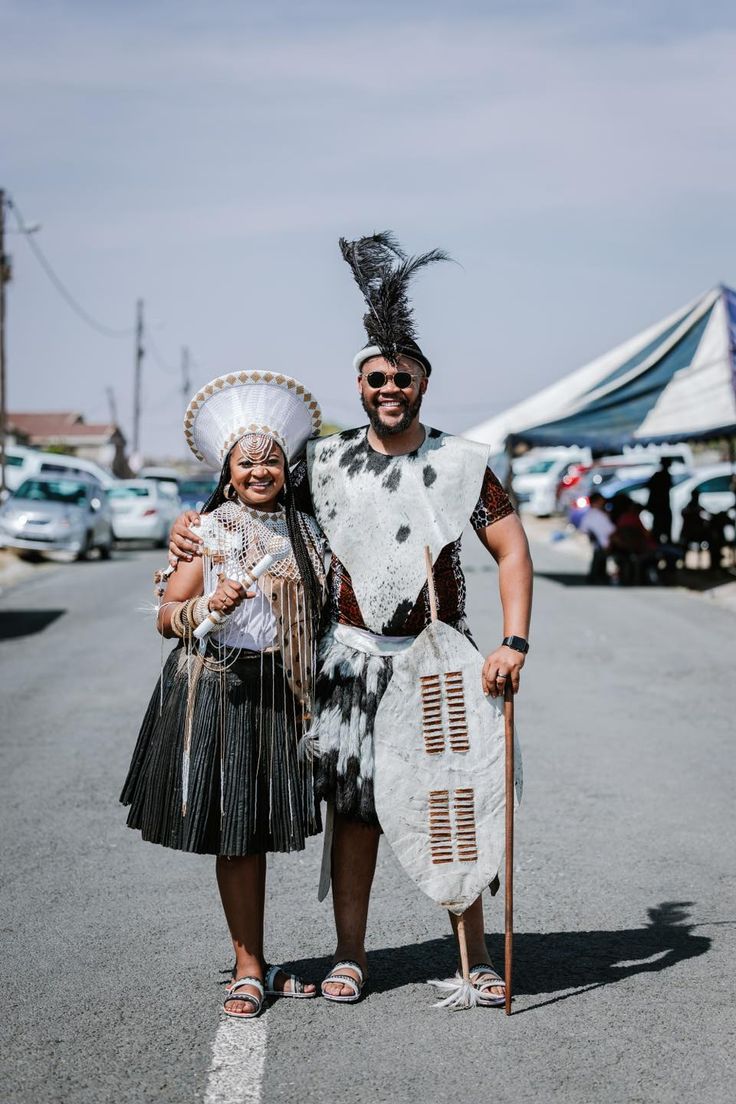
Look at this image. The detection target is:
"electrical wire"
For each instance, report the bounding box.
[146,327,180,375]
[5,193,134,338]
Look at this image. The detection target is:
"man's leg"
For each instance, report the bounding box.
[449,895,505,998]
[322,812,380,997]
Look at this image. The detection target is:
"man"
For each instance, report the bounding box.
[578,491,615,582]
[646,457,674,544]
[170,232,533,1004]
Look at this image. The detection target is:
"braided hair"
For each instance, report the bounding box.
[202,442,323,636]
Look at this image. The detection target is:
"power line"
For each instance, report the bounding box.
[5,193,133,338]
[146,326,180,375]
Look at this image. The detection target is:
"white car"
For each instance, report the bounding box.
[669,464,735,543]
[0,475,113,559]
[108,480,182,546]
[513,452,587,516]
[2,445,115,496]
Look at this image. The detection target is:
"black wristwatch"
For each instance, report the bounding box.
[502,635,529,654]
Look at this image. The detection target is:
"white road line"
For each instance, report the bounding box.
[204,1017,267,1104]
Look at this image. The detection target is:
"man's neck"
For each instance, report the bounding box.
[366,418,426,456]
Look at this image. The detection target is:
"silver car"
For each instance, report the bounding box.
[0,476,114,560]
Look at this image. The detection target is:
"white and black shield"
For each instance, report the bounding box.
[374,621,522,915]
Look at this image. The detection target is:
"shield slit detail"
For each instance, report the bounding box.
[420,671,470,755]
[420,674,445,754]
[428,787,478,864]
[428,790,453,863]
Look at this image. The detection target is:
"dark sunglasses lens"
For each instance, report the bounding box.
[365,371,414,388]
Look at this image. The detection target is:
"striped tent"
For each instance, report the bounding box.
[466,285,736,453]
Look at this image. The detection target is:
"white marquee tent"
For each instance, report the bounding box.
[466,285,736,455]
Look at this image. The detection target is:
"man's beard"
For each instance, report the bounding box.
[361,392,423,437]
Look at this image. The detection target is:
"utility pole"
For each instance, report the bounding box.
[181,345,190,409]
[0,190,11,496]
[132,298,144,461]
[106,385,118,427]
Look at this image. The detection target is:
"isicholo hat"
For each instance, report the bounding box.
[184,371,322,469]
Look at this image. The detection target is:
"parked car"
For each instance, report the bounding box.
[669,464,735,543]
[2,445,116,496]
[108,480,182,546]
[178,475,218,512]
[0,475,113,559]
[513,450,588,516]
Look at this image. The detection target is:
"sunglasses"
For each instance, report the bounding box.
[362,370,418,389]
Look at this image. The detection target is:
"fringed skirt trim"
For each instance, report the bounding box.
[121,644,320,856]
[309,624,394,826]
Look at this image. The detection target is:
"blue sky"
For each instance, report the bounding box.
[2,0,735,459]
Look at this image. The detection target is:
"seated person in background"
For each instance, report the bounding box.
[578,492,615,581]
[680,491,709,548]
[609,496,658,556]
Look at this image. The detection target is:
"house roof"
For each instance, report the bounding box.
[8,412,122,444]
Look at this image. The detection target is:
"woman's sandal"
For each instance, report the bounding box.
[223,977,265,1019]
[264,963,317,999]
[320,960,368,1004]
[468,962,506,1007]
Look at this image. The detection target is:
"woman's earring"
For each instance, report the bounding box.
[224,482,235,500]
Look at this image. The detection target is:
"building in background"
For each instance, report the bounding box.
[7,412,129,477]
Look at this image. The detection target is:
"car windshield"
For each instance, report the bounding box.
[524,460,556,474]
[179,480,217,496]
[108,485,151,498]
[15,478,88,505]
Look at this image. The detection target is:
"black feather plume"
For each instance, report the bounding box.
[339,232,450,370]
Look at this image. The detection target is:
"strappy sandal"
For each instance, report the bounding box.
[264,963,317,999]
[468,962,506,1007]
[320,959,368,1004]
[223,976,265,1019]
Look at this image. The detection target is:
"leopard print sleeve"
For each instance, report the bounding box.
[470,465,515,530]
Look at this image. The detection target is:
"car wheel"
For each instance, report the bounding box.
[76,532,93,562]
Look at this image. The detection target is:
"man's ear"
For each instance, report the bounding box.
[419,375,429,395]
[356,374,363,395]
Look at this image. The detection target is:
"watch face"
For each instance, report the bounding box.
[504,636,528,653]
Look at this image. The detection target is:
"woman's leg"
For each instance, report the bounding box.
[216,853,266,1012]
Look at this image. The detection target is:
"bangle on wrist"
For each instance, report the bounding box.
[192,595,210,627]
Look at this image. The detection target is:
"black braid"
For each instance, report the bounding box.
[201,450,233,513]
[283,462,323,637]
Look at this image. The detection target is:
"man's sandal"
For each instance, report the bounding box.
[320,960,367,1004]
[469,962,506,1007]
[264,963,317,999]
[223,977,264,1019]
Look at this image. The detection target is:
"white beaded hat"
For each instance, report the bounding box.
[184,371,322,469]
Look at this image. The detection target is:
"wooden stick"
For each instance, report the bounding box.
[457,912,470,982]
[504,681,515,1015]
[424,545,439,623]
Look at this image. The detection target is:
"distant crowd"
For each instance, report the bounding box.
[578,458,731,584]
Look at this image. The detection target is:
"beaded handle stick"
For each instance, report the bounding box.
[193,534,290,640]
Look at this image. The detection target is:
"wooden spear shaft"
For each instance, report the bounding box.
[503,681,515,1015]
[424,545,472,987]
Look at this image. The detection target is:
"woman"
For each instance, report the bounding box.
[121,372,326,1019]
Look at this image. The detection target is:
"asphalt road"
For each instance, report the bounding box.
[1,534,734,1104]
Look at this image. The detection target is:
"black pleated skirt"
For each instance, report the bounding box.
[121,644,321,856]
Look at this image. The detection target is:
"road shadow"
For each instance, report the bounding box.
[0,608,66,640]
[276,901,710,1011]
[533,569,589,587]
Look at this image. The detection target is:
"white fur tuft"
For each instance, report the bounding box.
[429,974,483,1011]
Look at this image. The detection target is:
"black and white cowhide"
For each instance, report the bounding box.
[306,426,490,634]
